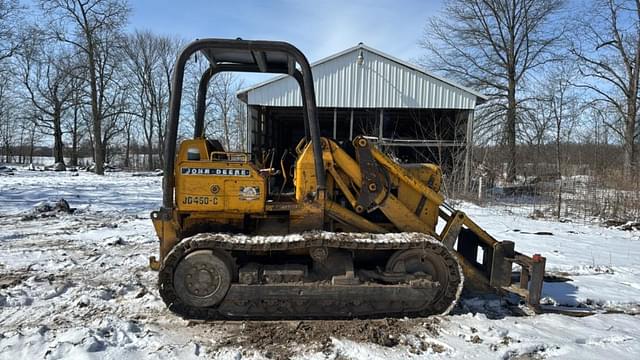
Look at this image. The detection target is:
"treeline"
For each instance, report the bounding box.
[0,0,246,173]
[422,0,640,185]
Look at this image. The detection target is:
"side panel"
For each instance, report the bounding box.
[174,139,266,214]
[176,162,265,213]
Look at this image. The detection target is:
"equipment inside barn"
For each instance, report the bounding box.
[150,38,545,319]
[237,43,486,193]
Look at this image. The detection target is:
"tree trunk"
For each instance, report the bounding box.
[506,74,517,182]
[223,113,231,150]
[124,124,131,168]
[17,127,24,164]
[147,108,155,170]
[86,119,95,162]
[237,109,246,152]
[70,105,79,166]
[52,108,66,167]
[29,141,34,163]
[157,126,164,167]
[534,138,542,176]
[101,138,108,167]
[86,35,103,174]
[556,128,562,219]
[147,138,154,170]
[623,98,637,179]
[29,126,35,163]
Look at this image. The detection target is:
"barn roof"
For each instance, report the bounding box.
[237,43,486,109]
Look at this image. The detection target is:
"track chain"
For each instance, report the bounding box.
[159,231,463,320]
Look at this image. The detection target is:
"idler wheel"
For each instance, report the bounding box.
[173,250,232,307]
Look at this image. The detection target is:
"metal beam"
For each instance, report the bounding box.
[333,108,337,139]
[201,49,217,64]
[195,63,290,139]
[246,105,252,153]
[252,50,268,72]
[378,109,384,142]
[464,110,474,193]
[287,56,296,75]
[349,109,354,140]
[360,136,466,147]
[381,142,467,147]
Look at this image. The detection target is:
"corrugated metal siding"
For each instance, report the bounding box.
[246,48,477,109]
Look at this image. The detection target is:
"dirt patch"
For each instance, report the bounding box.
[506,344,559,360]
[0,273,28,289]
[208,317,442,359]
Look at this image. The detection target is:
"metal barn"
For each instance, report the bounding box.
[237,43,486,190]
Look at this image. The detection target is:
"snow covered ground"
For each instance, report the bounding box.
[0,169,639,359]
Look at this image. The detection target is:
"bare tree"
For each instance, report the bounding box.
[120,112,136,168]
[571,0,640,179]
[232,92,247,152]
[520,102,552,174]
[123,31,180,169]
[421,0,565,182]
[0,0,23,163]
[182,60,209,138]
[94,36,130,165]
[66,72,87,166]
[124,31,156,169]
[39,0,130,174]
[210,73,234,150]
[0,72,17,162]
[19,116,41,164]
[0,0,23,63]
[154,36,181,165]
[536,62,581,218]
[18,34,76,168]
[206,73,246,151]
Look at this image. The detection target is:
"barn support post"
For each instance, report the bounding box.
[464,110,475,194]
[333,108,337,139]
[379,109,384,141]
[246,105,251,153]
[259,108,265,151]
[349,109,354,140]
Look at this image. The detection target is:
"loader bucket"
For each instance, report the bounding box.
[440,207,546,308]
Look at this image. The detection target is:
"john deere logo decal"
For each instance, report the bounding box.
[239,186,260,200]
[181,167,250,176]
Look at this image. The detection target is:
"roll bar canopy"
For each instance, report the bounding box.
[163,38,326,209]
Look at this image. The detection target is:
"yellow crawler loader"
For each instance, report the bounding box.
[150,38,545,319]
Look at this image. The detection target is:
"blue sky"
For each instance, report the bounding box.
[129,0,444,83]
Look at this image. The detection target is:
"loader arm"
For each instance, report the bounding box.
[323,136,546,308]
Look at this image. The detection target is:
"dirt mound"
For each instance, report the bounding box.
[209,317,443,359]
[21,198,76,221]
